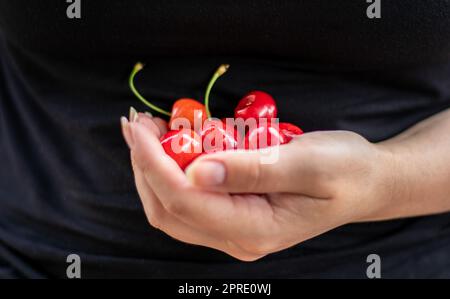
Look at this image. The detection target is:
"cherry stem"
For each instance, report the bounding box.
[204,64,230,118]
[129,63,172,117]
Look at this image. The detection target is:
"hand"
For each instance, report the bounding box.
[121,113,394,261]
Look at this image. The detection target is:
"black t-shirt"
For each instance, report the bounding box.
[1,1,450,278]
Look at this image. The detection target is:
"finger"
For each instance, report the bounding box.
[130,122,225,224]
[130,122,288,257]
[129,122,252,234]
[120,116,134,149]
[185,141,331,197]
[121,111,164,148]
[129,121,188,191]
[152,117,168,136]
[137,112,163,137]
[132,156,263,261]
[132,159,209,241]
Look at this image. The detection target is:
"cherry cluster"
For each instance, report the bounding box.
[130,64,304,170]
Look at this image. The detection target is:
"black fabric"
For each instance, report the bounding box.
[1,0,450,278]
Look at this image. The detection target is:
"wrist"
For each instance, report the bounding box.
[359,142,410,222]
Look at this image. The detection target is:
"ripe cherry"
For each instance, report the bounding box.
[279,123,303,143]
[234,91,278,121]
[169,98,207,132]
[244,123,286,150]
[201,119,238,153]
[160,129,203,170]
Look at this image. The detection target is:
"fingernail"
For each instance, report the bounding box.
[145,112,153,118]
[120,116,135,149]
[129,106,139,123]
[187,160,226,187]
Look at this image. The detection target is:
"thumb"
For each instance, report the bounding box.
[185,143,318,194]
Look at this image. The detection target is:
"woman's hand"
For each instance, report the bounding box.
[121,111,396,261]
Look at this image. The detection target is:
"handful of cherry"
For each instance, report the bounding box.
[129,64,304,170]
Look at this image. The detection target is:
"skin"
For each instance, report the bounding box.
[121,109,450,261]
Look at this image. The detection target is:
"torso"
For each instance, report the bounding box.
[1,0,450,278]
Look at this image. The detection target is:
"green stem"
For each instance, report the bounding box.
[204,64,230,118]
[129,63,172,117]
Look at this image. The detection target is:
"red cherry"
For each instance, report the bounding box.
[244,124,286,150]
[160,129,203,170]
[169,98,207,132]
[279,123,304,143]
[201,119,238,153]
[234,91,278,121]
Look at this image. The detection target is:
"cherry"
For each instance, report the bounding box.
[169,98,207,132]
[201,119,238,153]
[244,123,286,150]
[129,63,229,133]
[129,63,307,165]
[160,129,203,170]
[279,123,303,143]
[199,65,237,153]
[234,91,278,121]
